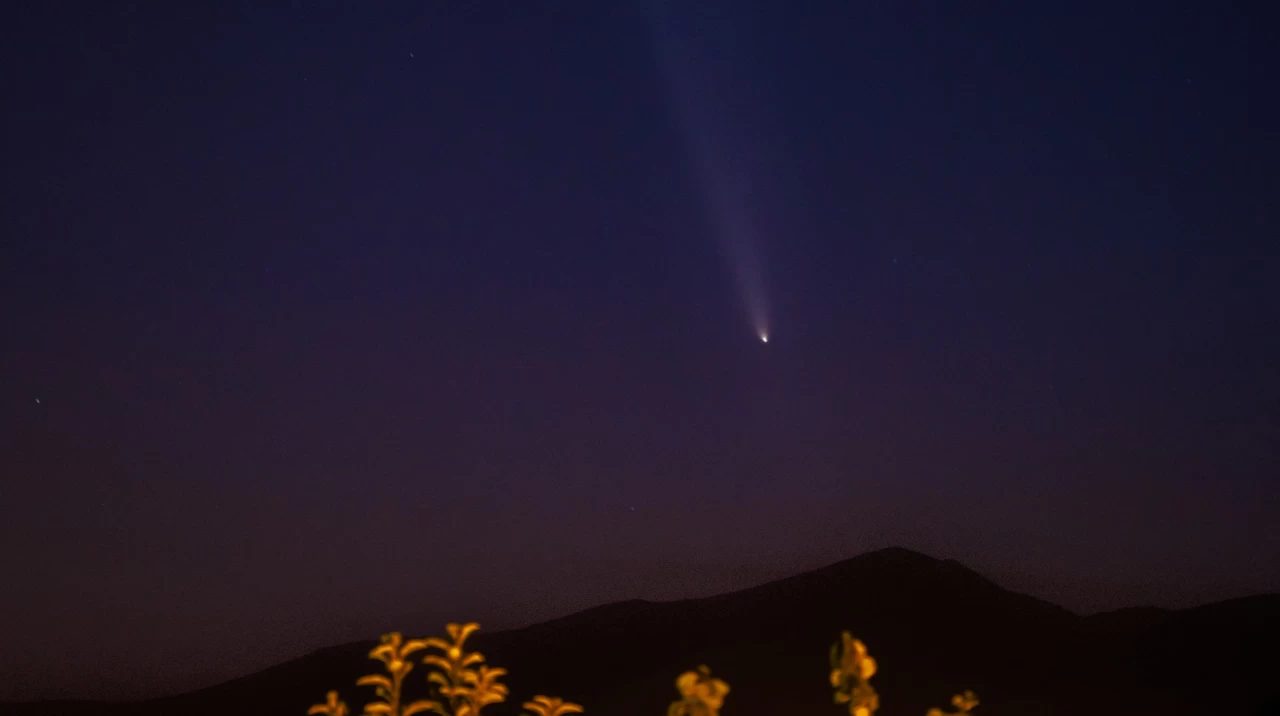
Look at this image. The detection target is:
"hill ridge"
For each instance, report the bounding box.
[2,547,1277,716]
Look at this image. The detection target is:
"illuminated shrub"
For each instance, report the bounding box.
[925,690,979,716]
[830,631,878,716]
[311,623,976,716]
[355,632,437,716]
[523,696,584,716]
[668,665,729,716]
[420,623,508,716]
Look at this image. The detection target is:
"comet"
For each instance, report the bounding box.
[645,3,772,343]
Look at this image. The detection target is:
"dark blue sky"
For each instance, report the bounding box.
[2,0,1277,701]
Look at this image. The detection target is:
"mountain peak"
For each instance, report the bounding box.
[774,545,985,592]
[842,545,943,565]
[4,550,1277,716]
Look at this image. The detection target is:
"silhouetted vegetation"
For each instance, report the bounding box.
[2,549,1277,716]
[311,623,975,716]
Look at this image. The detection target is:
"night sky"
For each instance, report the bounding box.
[2,0,1278,702]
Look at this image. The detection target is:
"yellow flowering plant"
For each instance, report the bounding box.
[830,631,879,716]
[668,665,730,716]
[311,624,975,716]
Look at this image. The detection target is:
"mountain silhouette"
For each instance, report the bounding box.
[2,547,1276,716]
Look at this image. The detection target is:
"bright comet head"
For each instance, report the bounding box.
[760,333,768,343]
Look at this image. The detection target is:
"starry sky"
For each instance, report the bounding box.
[2,0,1278,702]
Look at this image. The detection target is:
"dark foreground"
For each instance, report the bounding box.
[3,548,1278,716]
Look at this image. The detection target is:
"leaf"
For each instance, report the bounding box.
[423,637,452,652]
[357,675,394,690]
[404,700,444,716]
[364,705,393,715]
[309,691,348,716]
[427,671,450,688]
[424,655,453,673]
[447,623,480,644]
[402,638,430,656]
[523,696,582,716]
